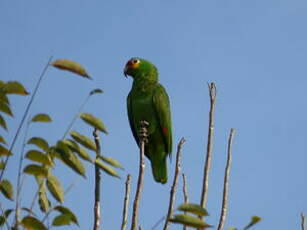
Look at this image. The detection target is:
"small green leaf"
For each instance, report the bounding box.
[177,203,209,217]
[54,205,79,226]
[0,136,6,145]
[244,216,261,230]
[31,113,52,123]
[80,113,108,134]
[0,209,13,226]
[25,150,53,166]
[89,88,103,95]
[0,179,14,200]
[228,227,238,230]
[23,164,48,177]
[0,144,12,156]
[98,155,124,170]
[70,131,96,151]
[95,159,120,178]
[36,178,50,213]
[47,173,64,203]
[51,59,91,79]
[0,102,13,117]
[0,115,7,130]
[55,141,86,177]
[63,139,92,162]
[52,214,72,226]
[0,93,9,106]
[169,214,212,229]
[2,81,29,95]
[0,160,5,170]
[27,137,49,152]
[21,216,48,230]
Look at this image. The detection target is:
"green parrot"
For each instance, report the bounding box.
[124,57,172,184]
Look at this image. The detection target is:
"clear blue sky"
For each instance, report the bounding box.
[2,0,307,229]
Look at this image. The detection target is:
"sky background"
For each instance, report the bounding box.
[1,0,307,229]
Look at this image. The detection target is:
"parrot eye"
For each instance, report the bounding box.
[131,59,140,64]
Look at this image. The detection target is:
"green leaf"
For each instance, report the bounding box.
[89,88,103,95]
[80,113,108,134]
[27,137,49,152]
[54,205,79,226]
[95,159,120,178]
[55,141,86,177]
[228,227,238,230]
[0,102,13,117]
[0,93,9,105]
[169,214,212,229]
[0,209,13,227]
[177,203,209,217]
[2,81,29,95]
[63,139,92,162]
[25,150,53,166]
[0,160,5,170]
[23,164,48,177]
[51,59,91,79]
[21,216,48,230]
[0,144,12,156]
[0,179,14,200]
[0,114,7,130]
[0,136,6,145]
[36,178,50,213]
[70,131,96,151]
[46,173,64,203]
[98,155,124,170]
[31,113,52,123]
[244,216,261,230]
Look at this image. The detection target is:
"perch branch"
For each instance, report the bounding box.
[93,128,102,230]
[217,128,235,230]
[0,56,53,181]
[163,138,186,230]
[121,174,131,230]
[130,121,149,230]
[200,82,217,209]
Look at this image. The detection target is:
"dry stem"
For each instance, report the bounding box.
[163,138,186,230]
[217,128,235,230]
[200,82,217,209]
[301,213,306,230]
[121,174,131,230]
[93,129,101,230]
[182,173,189,230]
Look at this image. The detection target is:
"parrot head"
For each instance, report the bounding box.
[124,58,158,81]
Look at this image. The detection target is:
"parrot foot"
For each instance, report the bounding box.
[139,120,149,143]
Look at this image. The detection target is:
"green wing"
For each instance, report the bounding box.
[127,92,139,146]
[152,84,172,155]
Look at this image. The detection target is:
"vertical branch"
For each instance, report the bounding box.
[0,56,53,181]
[182,173,189,230]
[200,82,217,209]
[217,128,235,230]
[93,128,102,230]
[301,213,306,230]
[130,121,148,230]
[163,138,186,230]
[121,174,131,230]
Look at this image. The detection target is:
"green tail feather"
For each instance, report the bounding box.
[151,156,168,184]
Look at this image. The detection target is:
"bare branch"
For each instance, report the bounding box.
[121,174,131,230]
[200,82,217,209]
[217,128,235,230]
[301,213,306,230]
[182,173,189,230]
[93,128,102,230]
[163,138,186,230]
[130,121,149,230]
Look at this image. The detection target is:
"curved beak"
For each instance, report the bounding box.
[124,65,128,78]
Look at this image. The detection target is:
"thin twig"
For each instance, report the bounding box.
[151,216,166,230]
[130,120,148,230]
[121,174,131,230]
[301,213,306,230]
[182,173,189,230]
[217,128,235,230]
[200,82,217,209]
[93,128,102,230]
[15,118,31,228]
[163,138,186,230]
[0,56,53,181]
